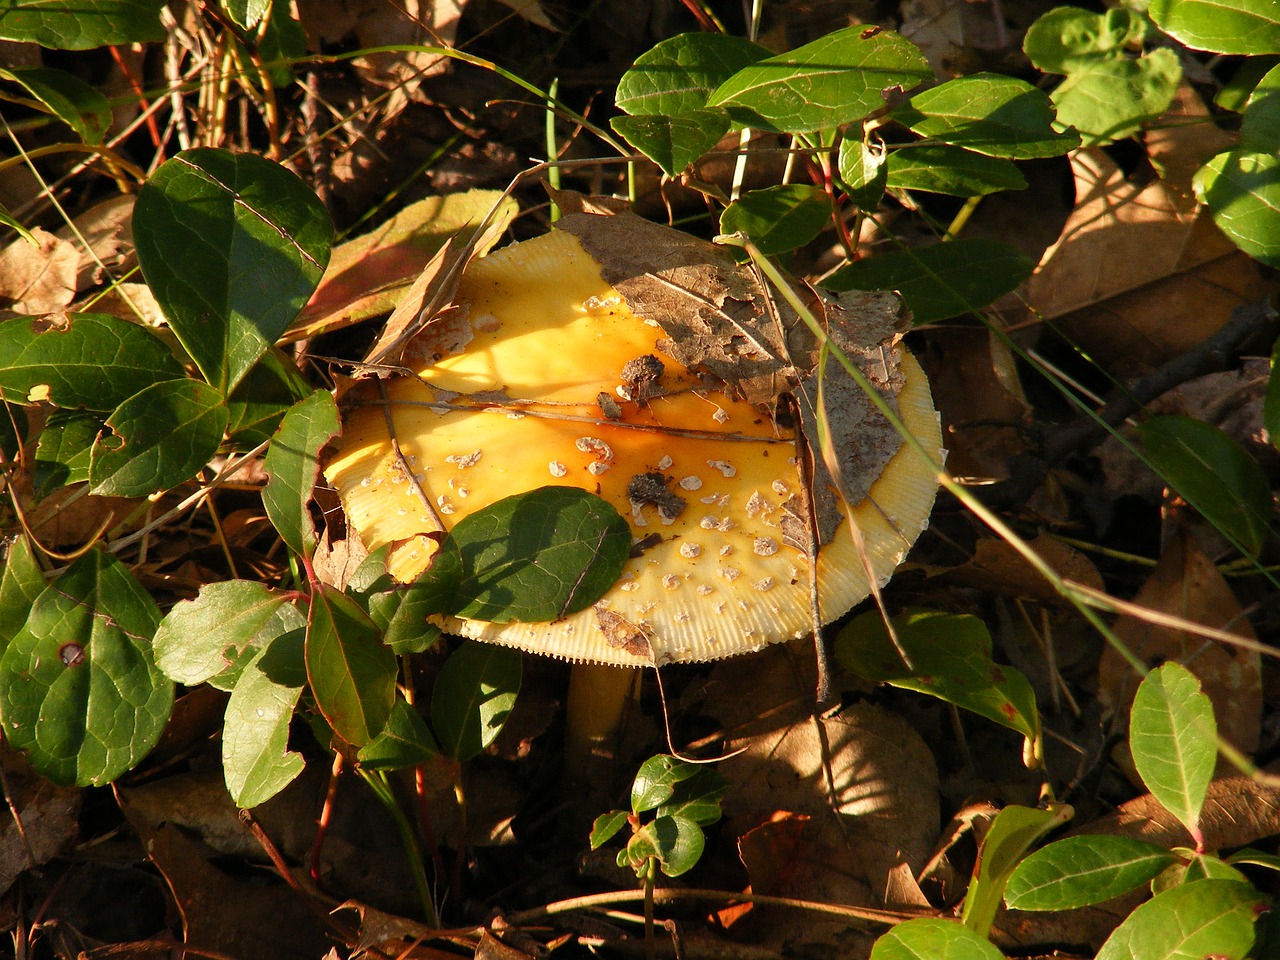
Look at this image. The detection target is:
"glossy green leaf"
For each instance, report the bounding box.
[870,918,1006,960]
[224,347,309,448]
[447,486,631,622]
[631,754,704,814]
[1004,836,1178,910]
[347,548,449,655]
[893,74,1081,159]
[1241,65,1280,152]
[222,624,307,808]
[1195,148,1280,267]
[1229,847,1280,872]
[0,549,172,787]
[708,27,932,134]
[1130,662,1217,845]
[1149,0,1280,55]
[628,814,705,877]
[430,641,520,762]
[133,148,332,395]
[154,580,302,687]
[306,583,396,748]
[886,144,1026,196]
[223,0,269,29]
[0,313,184,410]
[961,803,1073,936]
[0,0,166,48]
[825,238,1034,323]
[720,184,830,254]
[611,110,729,178]
[0,536,43,649]
[1095,879,1266,960]
[261,390,340,559]
[1049,51,1182,146]
[590,810,630,850]
[657,769,727,827]
[836,609,1041,744]
[356,698,439,770]
[33,411,98,496]
[1024,6,1149,73]
[615,33,770,117]
[1138,414,1273,555]
[0,66,111,144]
[838,137,888,210]
[1184,853,1248,883]
[88,378,227,497]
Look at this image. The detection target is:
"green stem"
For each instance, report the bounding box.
[357,768,439,927]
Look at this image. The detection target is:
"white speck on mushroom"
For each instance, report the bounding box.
[456,486,470,498]
[437,495,456,515]
[390,473,406,484]
[719,545,732,557]
[631,502,649,527]
[712,406,729,424]
[714,517,735,532]
[753,537,779,557]
[360,476,373,488]
[445,450,482,468]
[754,577,775,592]
[662,574,682,591]
[588,461,611,475]
[696,585,714,596]
[679,542,701,558]
[507,411,525,419]
[657,455,673,470]
[620,581,640,592]
[788,456,799,465]
[639,602,657,614]
[745,491,767,518]
[707,459,736,477]
[583,294,621,312]
[549,460,567,477]
[396,508,408,517]
[576,437,614,466]
[616,384,634,401]
[720,567,741,581]
[675,612,690,624]
[714,602,727,614]
[771,480,790,495]
[699,516,719,530]
[473,313,500,332]
[678,476,703,491]
[659,512,676,525]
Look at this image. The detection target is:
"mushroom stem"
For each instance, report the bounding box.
[564,662,641,788]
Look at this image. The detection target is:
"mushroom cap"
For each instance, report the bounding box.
[325,227,943,667]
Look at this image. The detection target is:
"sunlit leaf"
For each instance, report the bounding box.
[1194,148,1280,267]
[886,144,1026,196]
[720,183,830,254]
[838,137,888,209]
[261,390,340,559]
[0,536,43,650]
[590,810,629,850]
[628,814,705,877]
[1095,879,1266,960]
[612,110,729,177]
[33,411,98,496]
[1149,0,1280,55]
[870,918,1006,960]
[430,641,520,762]
[1048,52,1182,146]
[357,698,439,770]
[307,583,396,748]
[1241,64,1280,152]
[616,32,769,117]
[0,0,166,48]
[0,66,111,144]
[1004,836,1178,910]
[961,803,1073,936]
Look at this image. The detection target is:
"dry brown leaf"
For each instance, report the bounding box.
[55,194,134,293]
[0,747,80,897]
[1097,529,1262,762]
[937,534,1104,605]
[0,227,78,315]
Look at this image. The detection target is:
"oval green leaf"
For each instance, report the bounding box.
[1095,879,1266,960]
[615,33,770,117]
[262,390,340,559]
[1149,0,1280,55]
[590,810,629,850]
[0,66,111,144]
[356,697,439,770]
[224,347,309,448]
[870,918,1006,960]
[134,148,332,395]
[631,754,703,814]
[0,0,166,48]
[893,74,1081,158]
[838,137,888,210]
[1050,51,1182,146]
[629,814,706,878]
[887,144,1027,196]
[446,486,631,623]
[306,583,396,748]
[1138,414,1273,556]
[1194,148,1280,267]
[0,313,184,410]
[1024,6,1149,73]
[0,536,43,650]
[961,803,1074,936]
[720,183,830,255]
[0,549,173,787]
[89,378,228,497]
[825,238,1034,324]
[612,109,729,178]
[34,411,98,495]
[1004,835,1178,910]
[1241,65,1280,152]
[708,27,932,134]
[1130,662,1217,845]
[430,641,521,762]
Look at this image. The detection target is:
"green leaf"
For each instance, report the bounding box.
[1228,847,1280,872]
[893,74,1081,159]
[1184,853,1248,883]
[133,148,332,395]
[261,390,340,559]
[0,536,43,649]
[1241,64,1280,152]
[1049,51,1182,146]
[615,33,770,117]
[1130,662,1217,845]
[631,754,704,814]
[961,803,1073,936]
[0,549,172,787]
[1138,414,1273,556]
[657,768,727,827]
[88,378,228,497]
[1149,0,1280,55]
[1024,6,1149,72]
[1194,148,1280,267]
[222,623,307,808]
[836,609,1041,746]
[256,0,307,89]
[306,583,396,748]
[224,346,309,448]
[0,313,184,410]
[886,144,1026,196]
[356,697,439,770]
[33,411,98,495]
[223,0,269,29]
[590,810,630,849]
[429,641,520,762]
[347,547,449,655]
[628,814,705,877]
[446,486,631,623]
[708,27,932,134]
[0,0,166,48]
[825,238,1034,324]
[611,110,729,178]
[0,202,36,243]
[1004,836,1178,910]
[838,137,888,210]
[870,918,1007,960]
[1095,879,1266,960]
[0,66,111,144]
[720,184,830,255]
[154,580,302,687]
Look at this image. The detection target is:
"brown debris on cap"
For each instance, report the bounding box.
[324,210,944,667]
